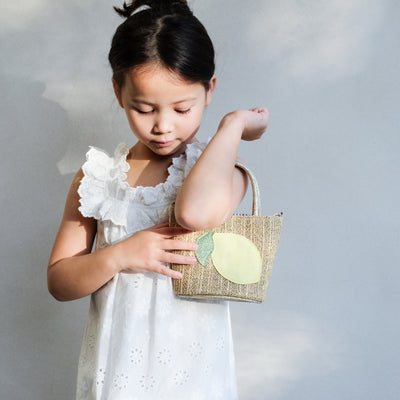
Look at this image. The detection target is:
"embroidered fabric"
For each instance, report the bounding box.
[75,142,238,400]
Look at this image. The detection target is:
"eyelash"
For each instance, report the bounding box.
[134,108,191,115]
[135,109,153,114]
[176,109,191,114]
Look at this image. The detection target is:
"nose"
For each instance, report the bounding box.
[153,111,173,135]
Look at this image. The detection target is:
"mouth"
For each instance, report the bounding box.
[152,140,175,148]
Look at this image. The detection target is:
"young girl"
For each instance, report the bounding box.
[48,1,268,399]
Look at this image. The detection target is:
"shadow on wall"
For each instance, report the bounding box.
[0,75,88,399]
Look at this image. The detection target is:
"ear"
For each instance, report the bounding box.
[112,78,124,108]
[205,75,217,106]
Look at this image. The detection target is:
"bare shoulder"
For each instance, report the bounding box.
[65,169,85,216]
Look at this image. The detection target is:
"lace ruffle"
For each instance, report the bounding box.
[78,141,206,227]
[78,143,130,226]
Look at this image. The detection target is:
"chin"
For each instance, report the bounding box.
[156,143,187,157]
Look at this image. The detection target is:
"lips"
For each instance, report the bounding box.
[153,140,175,148]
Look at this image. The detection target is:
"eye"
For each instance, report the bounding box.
[176,108,191,114]
[135,108,154,114]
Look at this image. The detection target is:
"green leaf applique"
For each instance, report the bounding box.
[195,230,214,267]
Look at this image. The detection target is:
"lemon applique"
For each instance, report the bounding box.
[211,233,262,284]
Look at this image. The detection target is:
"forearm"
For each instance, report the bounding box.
[175,112,245,229]
[47,245,120,302]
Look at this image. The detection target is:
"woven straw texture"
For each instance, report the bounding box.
[169,211,283,303]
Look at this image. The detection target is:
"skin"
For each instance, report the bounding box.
[47,62,269,301]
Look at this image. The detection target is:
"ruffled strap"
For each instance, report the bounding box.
[78,143,131,226]
[77,141,208,226]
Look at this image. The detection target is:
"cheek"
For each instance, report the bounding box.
[180,118,200,135]
[184,110,203,130]
[126,113,149,133]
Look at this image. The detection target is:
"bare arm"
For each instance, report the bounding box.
[175,107,269,230]
[48,170,198,302]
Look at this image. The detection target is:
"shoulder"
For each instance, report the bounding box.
[82,143,130,179]
[65,168,85,215]
[77,143,131,223]
[48,168,97,272]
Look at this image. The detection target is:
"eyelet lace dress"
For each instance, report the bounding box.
[76,142,238,400]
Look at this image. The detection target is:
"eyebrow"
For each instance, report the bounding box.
[131,97,197,105]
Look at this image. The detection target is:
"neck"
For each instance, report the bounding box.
[128,141,166,161]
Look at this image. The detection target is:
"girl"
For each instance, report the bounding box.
[48,1,269,399]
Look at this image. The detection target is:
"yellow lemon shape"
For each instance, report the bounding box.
[211,233,262,284]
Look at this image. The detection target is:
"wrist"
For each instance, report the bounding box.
[219,111,246,132]
[100,244,122,276]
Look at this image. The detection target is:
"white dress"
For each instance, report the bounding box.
[76,142,238,400]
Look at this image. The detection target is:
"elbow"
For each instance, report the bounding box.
[47,266,60,301]
[174,203,232,231]
[47,266,69,302]
[174,210,202,231]
[48,286,63,302]
[49,293,66,302]
[47,279,66,302]
[48,286,71,302]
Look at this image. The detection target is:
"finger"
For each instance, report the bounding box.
[163,239,198,252]
[155,263,184,279]
[146,222,170,231]
[145,223,193,237]
[161,251,197,266]
[156,226,194,238]
[253,106,268,113]
[250,107,269,118]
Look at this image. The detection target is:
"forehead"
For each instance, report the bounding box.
[123,63,206,100]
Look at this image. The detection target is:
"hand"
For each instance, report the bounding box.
[220,107,269,141]
[112,223,197,279]
[240,107,269,141]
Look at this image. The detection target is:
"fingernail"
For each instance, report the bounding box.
[190,257,197,263]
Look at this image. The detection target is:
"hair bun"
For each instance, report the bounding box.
[114,0,191,19]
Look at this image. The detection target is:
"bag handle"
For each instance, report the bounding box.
[235,161,261,216]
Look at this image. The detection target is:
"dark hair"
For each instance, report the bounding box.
[109,0,215,90]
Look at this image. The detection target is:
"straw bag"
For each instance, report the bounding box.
[169,162,283,303]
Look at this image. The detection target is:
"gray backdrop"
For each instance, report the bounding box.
[1,0,399,399]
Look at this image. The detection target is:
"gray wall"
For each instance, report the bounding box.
[1,1,399,399]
